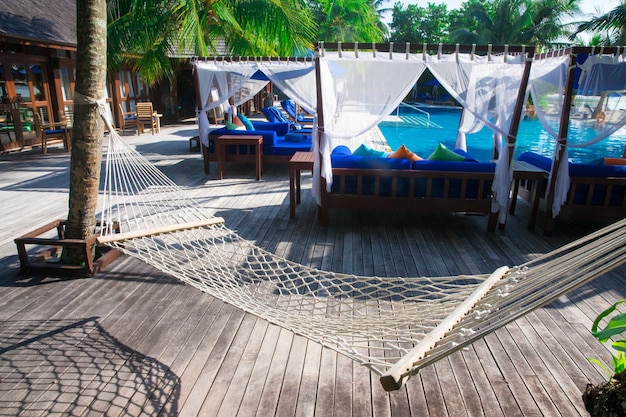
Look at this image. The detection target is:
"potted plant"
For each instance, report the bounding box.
[583,300,626,416]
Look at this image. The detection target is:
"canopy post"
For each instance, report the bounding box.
[494,46,535,230]
[506,47,535,166]
[544,50,577,235]
[314,46,326,214]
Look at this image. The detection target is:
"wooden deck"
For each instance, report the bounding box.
[0,125,624,416]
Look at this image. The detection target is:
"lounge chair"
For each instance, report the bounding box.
[280,100,314,125]
[261,106,312,132]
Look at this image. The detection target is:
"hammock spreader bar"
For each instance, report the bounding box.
[96,218,225,245]
[380,265,509,391]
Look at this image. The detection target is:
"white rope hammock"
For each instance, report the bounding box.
[96,128,626,391]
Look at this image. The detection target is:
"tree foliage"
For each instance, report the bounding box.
[450,0,578,47]
[390,2,450,43]
[311,0,384,42]
[107,0,317,85]
[575,3,626,45]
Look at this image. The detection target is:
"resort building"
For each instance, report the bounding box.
[0,0,198,152]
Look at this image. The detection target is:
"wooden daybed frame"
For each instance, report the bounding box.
[319,168,499,231]
[517,174,626,234]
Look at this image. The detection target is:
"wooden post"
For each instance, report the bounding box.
[543,50,576,235]
[315,44,326,221]
[498,46,535,229]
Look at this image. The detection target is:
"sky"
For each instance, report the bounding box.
[384,0,621,40]
[390,0,619,19]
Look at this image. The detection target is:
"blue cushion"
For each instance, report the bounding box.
[412,160,495,199]
[518,152,552,171]
[331,154,412,170]
[251,121,290,136]
[412,160,496,173]
[268,140,312,155]
[332,145,352,156]
[453,148,480,162]
[285,133,310,142]
[45,129,66,135]
[237,114,255,131]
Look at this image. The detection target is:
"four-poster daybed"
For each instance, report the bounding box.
[313,42,535,229]
[516,47,626,234]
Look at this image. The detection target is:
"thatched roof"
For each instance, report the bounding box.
[0,0,76,46]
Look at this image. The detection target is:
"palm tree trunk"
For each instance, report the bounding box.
[64,0,107,252]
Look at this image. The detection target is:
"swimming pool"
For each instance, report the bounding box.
[378,105,626,163]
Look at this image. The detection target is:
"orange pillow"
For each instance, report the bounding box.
[389,144,422,161]
[604,157,626,166]
[232,114,245,127]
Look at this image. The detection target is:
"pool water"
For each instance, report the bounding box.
[378,105,626,163]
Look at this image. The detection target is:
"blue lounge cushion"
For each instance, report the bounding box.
[518,151,552,171]
[332,145,352,157]
[453,148,480,162]
[285,132,310,142]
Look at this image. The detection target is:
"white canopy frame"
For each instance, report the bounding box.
[529,47,626,223]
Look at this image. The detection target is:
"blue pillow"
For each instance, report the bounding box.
[353,144,388,158]
[453,148,480,162]
[238,114,255,131]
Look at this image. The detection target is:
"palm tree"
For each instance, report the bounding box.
[450,0,578,48]
[64,0,107,247]
[575,3,626,45]
[313,0,385,42]
[371,0,392,38]
[107,0,317,85]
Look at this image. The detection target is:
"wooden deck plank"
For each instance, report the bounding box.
[177,306,246,417]
[253,328,295,417]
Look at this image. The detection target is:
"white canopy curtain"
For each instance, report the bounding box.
[195,61,260,146]
[314,48,428,198]
[194,59,317,147]
[426,50,531,223]
[527,53,570,217]
[529,48,626,217]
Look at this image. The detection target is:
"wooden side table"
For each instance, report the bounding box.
[215,134,263,180]
[289,151,315,218]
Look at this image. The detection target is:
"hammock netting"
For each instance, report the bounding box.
[98,130,626,391]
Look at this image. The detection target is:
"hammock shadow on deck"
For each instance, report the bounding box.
[0,317,180,416]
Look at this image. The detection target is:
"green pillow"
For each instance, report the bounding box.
[427,143,465,161]
[225,120,243,130]
[237,114,255,131]
[353,144,388,158]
